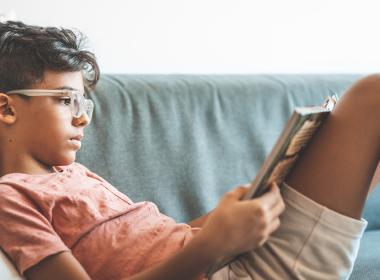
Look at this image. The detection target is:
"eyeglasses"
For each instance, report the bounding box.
[6,89,94,121]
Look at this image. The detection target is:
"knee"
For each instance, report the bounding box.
[341,74,380,110]
[348,74,380,97]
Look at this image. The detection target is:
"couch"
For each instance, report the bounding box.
[1,74,379,279]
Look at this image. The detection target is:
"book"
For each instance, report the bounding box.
[206,94,339,276]
[243,95,338,199]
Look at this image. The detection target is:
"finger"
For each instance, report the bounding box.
[256,182,281,209]
[257,236,269,247]
[242,183,251,189]
[222,185,249,202]
[268,197,286,222]
[267,217,281,235]
[257,218,281,248]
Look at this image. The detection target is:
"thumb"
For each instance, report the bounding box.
[222,185,250,202]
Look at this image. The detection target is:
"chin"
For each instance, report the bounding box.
[55,153,77,166]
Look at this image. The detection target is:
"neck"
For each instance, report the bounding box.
[0,151,55,177]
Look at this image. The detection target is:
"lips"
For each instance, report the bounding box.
[70,135,83,141]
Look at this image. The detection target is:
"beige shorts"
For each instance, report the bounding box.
[210,183,367,280]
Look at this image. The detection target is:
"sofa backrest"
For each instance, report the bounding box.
[77,74,380,230]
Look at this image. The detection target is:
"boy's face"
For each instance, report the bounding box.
[4,70,89,170]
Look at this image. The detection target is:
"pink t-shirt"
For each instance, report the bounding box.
[0,162,200,279]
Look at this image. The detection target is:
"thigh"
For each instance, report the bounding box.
[286,75,380,219]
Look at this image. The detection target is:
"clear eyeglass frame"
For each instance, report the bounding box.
[6,89,94,121]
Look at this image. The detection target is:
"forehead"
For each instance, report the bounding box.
[32,70,85,93]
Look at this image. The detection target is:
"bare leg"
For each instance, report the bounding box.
[286,74,380,220]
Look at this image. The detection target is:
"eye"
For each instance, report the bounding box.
[60,98,71,105]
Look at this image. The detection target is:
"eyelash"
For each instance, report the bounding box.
[60,98,71,105]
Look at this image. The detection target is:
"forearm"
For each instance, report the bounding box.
[128,232,216,280]
[188,212,211,228]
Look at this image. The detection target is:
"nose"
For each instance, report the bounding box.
[72,112,90,127]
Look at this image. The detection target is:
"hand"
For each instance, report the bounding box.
[199,182,285,262]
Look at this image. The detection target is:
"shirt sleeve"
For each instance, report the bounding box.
[0,184,70,276]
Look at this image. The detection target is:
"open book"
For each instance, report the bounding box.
[207,94,339,276]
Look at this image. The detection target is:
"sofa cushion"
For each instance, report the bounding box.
[350,230,380,279]
[362,183,380,231]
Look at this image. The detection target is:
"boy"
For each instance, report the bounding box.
[0,20,377,280]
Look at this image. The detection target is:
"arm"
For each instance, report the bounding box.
[25,251,91,280]
[187,183,250,228]
[187,212,211,228]
[25,184,284,280]
[24,234,216,280]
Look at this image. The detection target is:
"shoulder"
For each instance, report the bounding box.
[0,183,20,199]
[0,182,35,209]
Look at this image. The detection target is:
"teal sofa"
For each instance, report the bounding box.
[77,74,379,279]
[2,74,378,279]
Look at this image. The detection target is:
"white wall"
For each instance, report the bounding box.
[1,0,379,74]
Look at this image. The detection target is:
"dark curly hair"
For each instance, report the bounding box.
[0,21,100,93]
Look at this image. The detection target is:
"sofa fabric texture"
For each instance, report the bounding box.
[3,74,377,279]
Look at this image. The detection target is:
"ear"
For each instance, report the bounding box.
[0,93,17,124]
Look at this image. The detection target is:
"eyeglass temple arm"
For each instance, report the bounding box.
[7,90,70,97]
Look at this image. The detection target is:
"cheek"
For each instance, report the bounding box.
[27,107,72,138]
